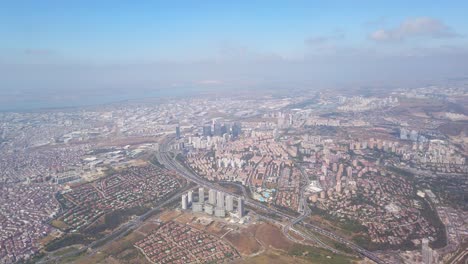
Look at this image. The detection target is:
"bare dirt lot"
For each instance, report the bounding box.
[255,223,293,251]
[224,226,262,256]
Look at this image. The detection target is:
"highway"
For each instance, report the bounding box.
[449,247,468,264]
[156,134,387,264]
[37,183,192,264]
[281,164,316,248]
[218,180,342,254]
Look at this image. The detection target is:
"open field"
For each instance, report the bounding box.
[224,225,262,255]
[255,223,293,251]
[235,249,312,264]
[65,209,359,264]
[71,229,148,264]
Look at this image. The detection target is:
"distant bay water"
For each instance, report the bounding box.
[0,87,203,112]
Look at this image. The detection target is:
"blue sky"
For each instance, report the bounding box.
[1,1,467,62]
[0,1,468,109]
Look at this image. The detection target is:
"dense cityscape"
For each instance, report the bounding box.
[2,2,468,263]
[0,84,467,264]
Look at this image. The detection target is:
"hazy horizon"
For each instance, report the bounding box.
[1,1,468,110]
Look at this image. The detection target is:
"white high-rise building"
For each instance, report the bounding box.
[226,195,234,211]
[238,197,245,217]
[188,190,193,204]
[181,194,188,210]
[217,191,225,209]
[208,189,217,205]
[198,187,205,203]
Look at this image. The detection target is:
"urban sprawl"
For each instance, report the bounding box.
[1,85,467,264]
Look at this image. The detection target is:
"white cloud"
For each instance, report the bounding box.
[370,17,459,42]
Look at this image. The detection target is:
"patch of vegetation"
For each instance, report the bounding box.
[20,252,45,264]
[57,250,86,263]
[420,199,447,249]
[118,249,140,261]
[387,166,415,179]
[288,243,355,264]
[51,246,80,257]
[51,220,69,230]
[309,206,367,235]
[333,242,354,254]
[45,234,92,252]
[430,176,468,210]
[149,154,165,168]
[273,204,301,218]
[55,192,73,211]
[175,153,186,163]
[104,230,146,259]
[352,234,416,251]
[339,219,367,233]
[84,206,149,235]
[91,227,133,249]
[352,235,374,250]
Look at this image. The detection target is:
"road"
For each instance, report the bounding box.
[282,164,314,247]
[450,247,468,264]
[219,180,341,253]
[156,134,387,264]
[37,183,192,264]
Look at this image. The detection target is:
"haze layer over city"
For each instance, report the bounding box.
[0,1,467,264]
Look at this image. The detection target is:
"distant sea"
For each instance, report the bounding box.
[0,88,202,112]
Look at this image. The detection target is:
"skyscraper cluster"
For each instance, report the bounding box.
[202,120,242,139]
[181,187,245,218]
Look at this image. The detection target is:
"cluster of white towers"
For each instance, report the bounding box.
[181,187,245,218]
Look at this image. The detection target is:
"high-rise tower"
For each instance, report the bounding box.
[216,191,225,209]
[181,194,188,210]
[198,187,205,203]
[208,189,217,205]
[238,197,245,217]
[226,195,234,211]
